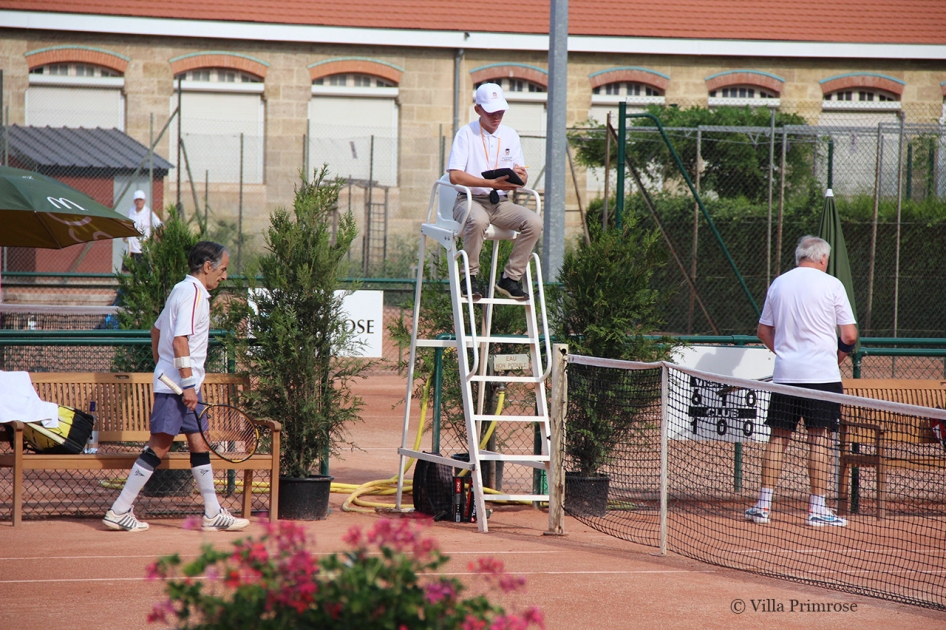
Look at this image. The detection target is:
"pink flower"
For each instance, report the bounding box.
[146,598,175,624]
[497,574,526,594]
[461,616,488,630]
[424,580,456,604]
[342,525,363,546]
[144,561,165,581]
[181,515,202,531]
[523,606,545,628]
[469,557,504,575]
[224,569,242,588]
[246,542,269,564]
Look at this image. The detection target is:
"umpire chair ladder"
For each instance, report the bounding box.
[395,175,552,533]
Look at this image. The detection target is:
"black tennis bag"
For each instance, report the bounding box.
[412,453,454,521]
[14,406,95,454]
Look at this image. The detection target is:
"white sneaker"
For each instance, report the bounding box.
[807,510,847,527]
[103,508,149,532]
[202,507,249,532]
[744,506,770,524]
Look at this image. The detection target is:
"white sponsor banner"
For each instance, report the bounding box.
[248,289,383,358]
[668,346,775,442]
[337,290,383,358]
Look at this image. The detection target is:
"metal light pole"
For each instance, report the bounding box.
[542,0,568,282]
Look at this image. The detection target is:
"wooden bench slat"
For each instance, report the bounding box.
[1,372,280,526]
[837,379,946,520]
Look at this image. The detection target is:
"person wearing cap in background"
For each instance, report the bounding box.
[446,82,542,301]
[125,190,163,264]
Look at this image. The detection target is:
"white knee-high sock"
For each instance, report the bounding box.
[757,487,774,510]
[192,464,220,517]
[111,462,154,514]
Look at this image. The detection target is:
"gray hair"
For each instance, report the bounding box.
[188,241,228,273]
[795,235,831,266]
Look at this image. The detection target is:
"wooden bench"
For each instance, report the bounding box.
[837,378,946,519]
[0,372,280,526]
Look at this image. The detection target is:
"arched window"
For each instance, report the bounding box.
[586,68,669,198]
[30,63,120,78]
[308,59,403,187]
[588,68,668,127]
[705,70,783,108]
[593,82,662,98]
[819,74,903,128]
[481,77,546,94]
[168,53,269,186]
[26,47,128,129]
[313,73,395,88]
[175,68,261,84]
[710,86,778,100]
[823,89,898,103]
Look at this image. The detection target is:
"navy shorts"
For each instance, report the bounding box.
[766,382,843,433]
[150,391,206,436]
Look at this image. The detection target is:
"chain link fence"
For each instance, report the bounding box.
[569,100,946,338]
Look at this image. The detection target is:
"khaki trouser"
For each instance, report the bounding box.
[452,194,542,280]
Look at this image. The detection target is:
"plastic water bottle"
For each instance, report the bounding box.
[85,401,99,454]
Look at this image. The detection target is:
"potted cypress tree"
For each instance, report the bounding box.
[226,167,366,520]
[552,203,678,516]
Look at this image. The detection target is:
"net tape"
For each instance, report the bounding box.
[564,354,946,611]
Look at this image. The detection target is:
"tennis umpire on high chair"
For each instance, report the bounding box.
[103,241,249,532]
[447,82,542,301]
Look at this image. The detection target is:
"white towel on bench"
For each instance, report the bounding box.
[0,371,59,427]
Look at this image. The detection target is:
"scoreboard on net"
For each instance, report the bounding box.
[678,375,770,443]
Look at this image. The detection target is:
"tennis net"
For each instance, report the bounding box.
[561,354,946,610]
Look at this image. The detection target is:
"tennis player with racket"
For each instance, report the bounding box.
[104,242,249,532]
[157,373,259,463]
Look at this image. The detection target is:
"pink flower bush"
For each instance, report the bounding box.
[149,517,543,629]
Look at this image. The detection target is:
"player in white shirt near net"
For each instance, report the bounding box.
[745,235,858,527]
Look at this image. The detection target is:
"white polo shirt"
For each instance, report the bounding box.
[153,275,211,394]
[447,119,525,196]
[759,266,856,384]
[127,206,163,254]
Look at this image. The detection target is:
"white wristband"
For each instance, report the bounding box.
[173,356,192,369]
[180,375,197,389]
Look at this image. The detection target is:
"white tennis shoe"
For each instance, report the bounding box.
[103,508,149,532]
[807,510,847,527]
[202,507,249,532]
[744,506,770,524]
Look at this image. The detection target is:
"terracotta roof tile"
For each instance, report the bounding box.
[3,0,946,45]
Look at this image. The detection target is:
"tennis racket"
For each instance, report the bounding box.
[158,373,260,463]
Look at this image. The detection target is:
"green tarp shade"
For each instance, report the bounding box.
[817,188,859,350]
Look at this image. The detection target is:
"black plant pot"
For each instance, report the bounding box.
[142,469,194,497]
[564,472,610,517]
[278,474,334,520]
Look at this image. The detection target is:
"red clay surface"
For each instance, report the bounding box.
[2,374,946,629]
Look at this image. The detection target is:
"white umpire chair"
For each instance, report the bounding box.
[395,174,552,533]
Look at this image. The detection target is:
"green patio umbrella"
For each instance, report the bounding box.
[817,188,859,347]
[0,165,139,248]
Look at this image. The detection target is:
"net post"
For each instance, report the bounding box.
[659,362,669,556]
[546,343,567,536]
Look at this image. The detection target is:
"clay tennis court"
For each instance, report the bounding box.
[2,374,946,629]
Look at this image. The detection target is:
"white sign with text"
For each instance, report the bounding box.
[337,290,384,358]
[248,289,384,358]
